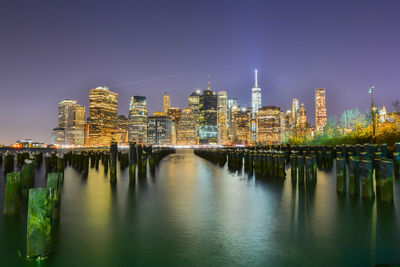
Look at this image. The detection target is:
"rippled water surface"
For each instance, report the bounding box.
[1,149,400,266]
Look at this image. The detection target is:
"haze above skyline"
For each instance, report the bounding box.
[1,0,400,144]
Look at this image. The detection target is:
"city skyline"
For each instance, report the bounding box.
[1,0,400,144]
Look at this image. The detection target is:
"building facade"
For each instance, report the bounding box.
[177,107,197,145]
[199,84,218,144]
[88,87,118,147]
[189,91,201,137]
[52,99,85,146]
[116,115,129,145]
[147,112,172,145]
[128,96,148,144]
[257,106,285,144]
[251,69,262,117]
[233,109,251,144]
[315,88,327,133]
[217,91,228,145]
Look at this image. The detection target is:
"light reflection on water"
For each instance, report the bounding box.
[0,149,400,266]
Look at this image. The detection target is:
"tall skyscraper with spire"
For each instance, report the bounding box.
[251,69,262,117]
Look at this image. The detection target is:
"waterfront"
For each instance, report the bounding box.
[1,149,400,266]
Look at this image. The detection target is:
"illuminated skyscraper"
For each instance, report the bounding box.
[147,112,172,145]
[233,108,251,144]
[199,83,218,144]
[217,91,228,145]
[52,99,85,146]
[297,103,308,135]
[227,98,239,143]
[251,69,262,117]
[163,92,170,114]
[117,115,129,145]
[88,86,118,146]
[72,105,86,146]
[177,107,197,145]
[189,91,201,136]
[315,88,327,133]
[257,106,285,144]
[292,98,299,124]
[128,96,148,144]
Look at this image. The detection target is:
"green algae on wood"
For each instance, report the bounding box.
[26,188,52,258]
[47,172,64,220]
[21,159,35,195]
[4,172,22,215]
[360,159,374,198]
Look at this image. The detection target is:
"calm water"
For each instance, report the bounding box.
[1,149,400,266]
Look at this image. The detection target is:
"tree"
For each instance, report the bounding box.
[392,99,400,113]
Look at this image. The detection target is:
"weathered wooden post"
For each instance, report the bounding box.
[360,159,374,198]
[349,157,360,195]
[103,153,109,174]
[56,154,64,173]
[297,155,305,183]
[82,152,89,177]
[374,152,382,195]
[110,142,118,184]
[278,153,286,179]
[394,152,400,178]
[21,159,35,195]
[305,156,313,183]
[26,188,52,258]
[47,172,64,220]
[4,152,14,174]
[380,143,388,158]
[336,156,346,193]
[290,154,297,182]
[4,172,22,215]
[129,142,137,182]
[380,159,394,202]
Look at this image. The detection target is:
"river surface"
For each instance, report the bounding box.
[1,149,400,266]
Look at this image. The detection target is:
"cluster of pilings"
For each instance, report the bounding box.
[194,148,288,179]
[0,150,64,258]
[195,143,400,191]
[56,143,175,184]
[336,143,400,202]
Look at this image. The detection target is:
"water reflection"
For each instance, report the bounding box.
[0,149,400,266]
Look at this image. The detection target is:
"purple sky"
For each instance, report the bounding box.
[1,0,400,145]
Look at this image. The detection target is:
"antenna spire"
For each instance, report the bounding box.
[255,69,258,87]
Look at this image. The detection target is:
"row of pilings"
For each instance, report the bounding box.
[194,142,400,201]
[0,151,44,174]
[1,143,175,260]
[336,143,400,202]
[60,143,175,184]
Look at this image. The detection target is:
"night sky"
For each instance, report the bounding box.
[1,0,400,144]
